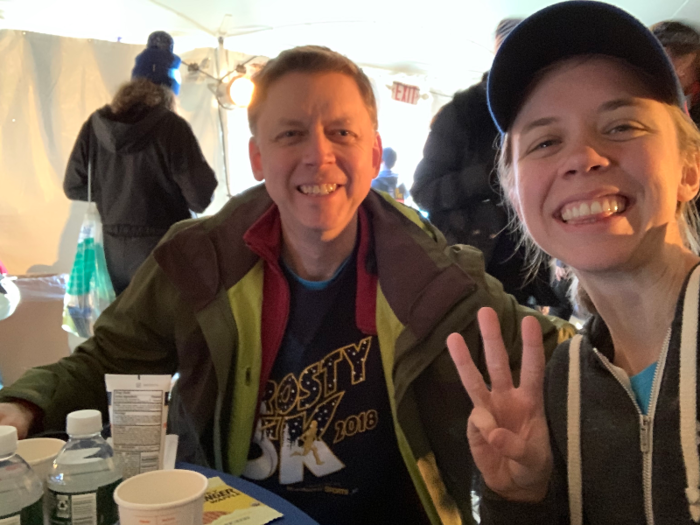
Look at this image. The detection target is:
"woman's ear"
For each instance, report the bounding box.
[678,152,700,203]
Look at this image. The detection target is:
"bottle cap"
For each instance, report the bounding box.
[66,410,102,436]
[0,425,18,456]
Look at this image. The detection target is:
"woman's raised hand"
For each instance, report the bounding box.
[447,307,552,502]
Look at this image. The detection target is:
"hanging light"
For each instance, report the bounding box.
[227,75,255,108]
[214,73,254,109]
[188,56,261,110]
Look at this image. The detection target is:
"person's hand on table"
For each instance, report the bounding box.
[446,307,552,503]
[0,401,40,438]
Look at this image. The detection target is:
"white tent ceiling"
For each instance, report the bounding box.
[2,0,699,88]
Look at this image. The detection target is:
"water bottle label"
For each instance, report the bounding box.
[0,497,43,525]
[48,479,121,525]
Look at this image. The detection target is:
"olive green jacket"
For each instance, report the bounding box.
[0,185,572,524]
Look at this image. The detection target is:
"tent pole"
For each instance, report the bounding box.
[216,36,233,198]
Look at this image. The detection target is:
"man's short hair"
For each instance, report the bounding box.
[651,20,700,57]
[248,45,378,135]
[382,147,397,169]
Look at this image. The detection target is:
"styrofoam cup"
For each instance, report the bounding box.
[114,469,208,525]
[16,437,65,485]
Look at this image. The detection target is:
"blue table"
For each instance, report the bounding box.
[180,463,320,525]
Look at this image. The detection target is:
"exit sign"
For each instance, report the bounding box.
[391,82,420,105]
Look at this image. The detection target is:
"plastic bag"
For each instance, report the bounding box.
[62,203,116,337]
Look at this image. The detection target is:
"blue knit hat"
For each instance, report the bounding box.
[487,1,686,134]
[132,31,182,95]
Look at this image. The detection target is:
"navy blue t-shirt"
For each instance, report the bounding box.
[242,253,430,524]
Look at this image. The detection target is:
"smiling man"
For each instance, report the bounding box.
[0,46,572,525]
[247,69,380,283]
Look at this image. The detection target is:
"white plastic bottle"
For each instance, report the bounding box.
[0,425,44,525]
[47,410,122,525]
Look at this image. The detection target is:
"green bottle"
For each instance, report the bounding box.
[47,411,122,525]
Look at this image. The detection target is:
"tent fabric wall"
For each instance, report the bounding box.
[0,30,229,275]
[1,30,139,274]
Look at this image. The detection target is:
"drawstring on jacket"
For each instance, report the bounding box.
[680,267,700,522]
[567,334,584,525]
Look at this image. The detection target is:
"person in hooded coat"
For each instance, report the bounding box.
[63,31,217,295]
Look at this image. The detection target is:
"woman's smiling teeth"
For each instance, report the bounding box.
[299,183,338,196]
[560,195,627,223]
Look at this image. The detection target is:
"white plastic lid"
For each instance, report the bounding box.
[0,425,18,456]
[66,409,102,436]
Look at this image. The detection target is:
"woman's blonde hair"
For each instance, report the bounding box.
[110,78,175,115]
[497,103,700,313]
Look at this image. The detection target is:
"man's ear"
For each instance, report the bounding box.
[372,132,383,180]
[249,137,265,182]
[678,152,700,203]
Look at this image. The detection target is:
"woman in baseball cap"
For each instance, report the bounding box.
[446,2,700,523]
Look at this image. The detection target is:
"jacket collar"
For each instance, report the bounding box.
[239,200,378,402]
[153,186,272,311]
[242,202,378,336]
[363,191,477,341]
[583,314,614,361]
[154,186,476,342]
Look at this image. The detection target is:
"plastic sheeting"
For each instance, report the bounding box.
[0,274,73,387]
[8,273,67,302]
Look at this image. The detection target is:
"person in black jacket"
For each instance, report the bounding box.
[64,31,217,295]
[652,20,700,127]
[411,19,571,316]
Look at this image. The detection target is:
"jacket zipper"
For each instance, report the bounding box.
[593,330,670,525]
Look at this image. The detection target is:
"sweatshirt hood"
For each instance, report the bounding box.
[91,104,170,153]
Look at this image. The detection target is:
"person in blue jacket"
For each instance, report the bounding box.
[371,147,408,202]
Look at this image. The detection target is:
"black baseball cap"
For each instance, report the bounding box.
[487,1,686,134]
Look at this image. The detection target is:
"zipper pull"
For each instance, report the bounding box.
[640,415,652,453]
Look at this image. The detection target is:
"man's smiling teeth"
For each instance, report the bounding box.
[560,196,627,222]
[299,184,338,195]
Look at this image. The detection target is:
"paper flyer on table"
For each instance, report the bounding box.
[203,476,283,525]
